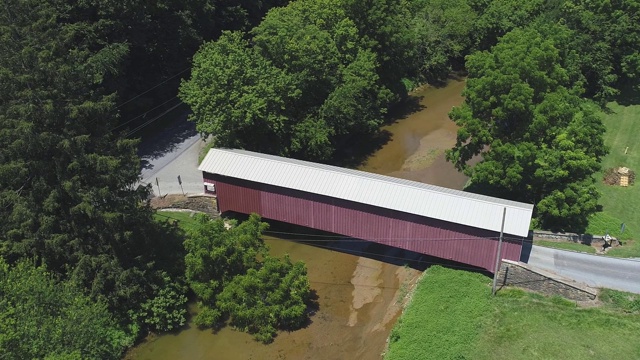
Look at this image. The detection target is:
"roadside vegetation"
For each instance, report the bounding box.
[532,240,596,254]
[154,211,202,233]
[385,266,640,360]
[154,211,314,343]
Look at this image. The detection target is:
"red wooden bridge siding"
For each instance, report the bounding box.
[204,173,523,272]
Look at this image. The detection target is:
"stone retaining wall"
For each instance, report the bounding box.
[497,260,597,301]
[155,195,219,217]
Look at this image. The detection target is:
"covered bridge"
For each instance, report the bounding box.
[199,148,534,272]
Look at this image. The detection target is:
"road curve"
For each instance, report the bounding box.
[137,114,206,196]
[527,245,640,294]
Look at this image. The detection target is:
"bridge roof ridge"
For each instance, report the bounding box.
[199,148,534,236]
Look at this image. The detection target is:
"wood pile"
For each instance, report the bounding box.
[603,167,636,186]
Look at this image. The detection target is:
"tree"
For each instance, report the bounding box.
[64,0,291,125]
[184,214,269,326]
[446,27,607,231]
[0,259,128,360]
[554,0,640,99]
[130,273,189,332]
[179,31,302,156]
[184,214,313,342]
[343,0,416,97]
[180,0,396,161]
[408,0,477,83]
[469,0,546,51]
[0,0,186,329]
[217,255,311,343]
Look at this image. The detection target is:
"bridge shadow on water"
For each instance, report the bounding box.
[226,212,491,277]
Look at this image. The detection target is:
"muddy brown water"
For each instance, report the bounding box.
[125,78,467,360]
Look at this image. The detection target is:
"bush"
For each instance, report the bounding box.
[217,255,312,343]
[132,274,189,332]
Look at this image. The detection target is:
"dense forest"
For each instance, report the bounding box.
[1,0,639,358]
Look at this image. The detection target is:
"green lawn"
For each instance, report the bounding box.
[154,210,201,232]
[589,100,640,257]
[385,266,640,360]
[533,240,596,254]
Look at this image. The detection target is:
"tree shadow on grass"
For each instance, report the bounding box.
[614,81,640,106]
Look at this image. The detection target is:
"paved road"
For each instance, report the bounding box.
[138,114,206,196]
[527,245,640,293]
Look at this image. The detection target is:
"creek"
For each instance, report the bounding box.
[125,77,467,360]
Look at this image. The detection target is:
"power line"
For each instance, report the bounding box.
[111,96,179,132]
[154,215,521,243]
[155,213,489,272]
[116,68,190,109]
[125,101,184,137]
[264,235,501,243]
[263,230,523,243]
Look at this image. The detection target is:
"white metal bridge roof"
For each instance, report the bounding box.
[199,148,534,237]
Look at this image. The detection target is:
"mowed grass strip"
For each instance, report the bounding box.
[386,266,640,360]
[533,240,596,254]
[590,101,640,257]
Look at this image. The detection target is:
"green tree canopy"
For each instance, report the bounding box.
[179,31,301,155]
[0,259,128,360]
[64,0,290,123]
[446,27,607,231]
[184,213,269,323]
[342,0,416,97]
[408,0,477,82]
[180,0,404,161]
[470,0,546,51]
[555,0,640,99]
[0,0,186,330]
[217,255,311,343]
[184,214,313,342]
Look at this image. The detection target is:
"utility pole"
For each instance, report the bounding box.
[492,207,507,296]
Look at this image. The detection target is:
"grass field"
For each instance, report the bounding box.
[589,100,640,257]
[153,210,201,232]
[536,100,640,257]
[385,266,640,360]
